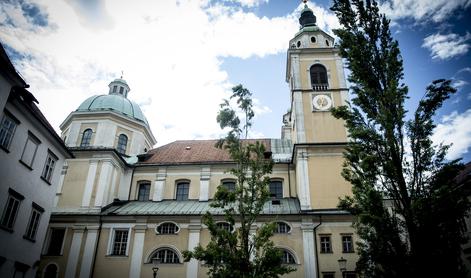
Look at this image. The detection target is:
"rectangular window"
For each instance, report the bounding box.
[138,183,150,201]
[24,203,43,241]
[176,182,189,201]
[320,235,332,253]
[269,180,283,199]
[0,188,24,230]
[20,132,40,168]
[0,111,18,151]
[45,228,66,255]
[342,235,354,253]
[111,229,129,256]
[41,151,58,183]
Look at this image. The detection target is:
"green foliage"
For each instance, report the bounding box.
[331,0,470,276]
[183,85,295,278]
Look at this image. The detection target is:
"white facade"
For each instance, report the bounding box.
[0,45,71,278]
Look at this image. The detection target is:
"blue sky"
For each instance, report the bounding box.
[1,0,470,162]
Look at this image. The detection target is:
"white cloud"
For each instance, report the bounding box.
[422,32,471,60]
[432,109,471,160]
[452,79,469,90]
[231,0,268,8]
[0,0,339,147]
[380,0,471,23]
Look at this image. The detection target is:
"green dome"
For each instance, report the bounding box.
[77,94,148,125]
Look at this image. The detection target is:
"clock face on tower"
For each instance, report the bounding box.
[312,94,333,111]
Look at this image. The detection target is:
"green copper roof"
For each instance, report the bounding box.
[77,94,148,125]
[100,198,301,216]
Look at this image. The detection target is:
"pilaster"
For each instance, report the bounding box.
[186,222,202,278]
[296,148,311,209]
[199,166,211,201]
[301,222,317,278]
[81,160,98,207]
[129,224,147,278]
[79,226,100,278]
[94,160,113,207]
[65,226,85,278]
[152,168,167,201]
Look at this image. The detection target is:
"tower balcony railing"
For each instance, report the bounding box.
[312,84,329,91]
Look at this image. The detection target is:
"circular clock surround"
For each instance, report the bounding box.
[312,94,332,111]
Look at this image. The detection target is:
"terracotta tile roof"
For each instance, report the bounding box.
[139,139,271,165]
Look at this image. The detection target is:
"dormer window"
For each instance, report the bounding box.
[310,64,328,91]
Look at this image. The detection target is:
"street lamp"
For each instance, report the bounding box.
[152,258,160,278]
[338,257,347,278]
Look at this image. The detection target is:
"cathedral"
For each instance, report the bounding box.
[39,4,358,278]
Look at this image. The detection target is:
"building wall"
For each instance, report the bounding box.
[0,83,68,277]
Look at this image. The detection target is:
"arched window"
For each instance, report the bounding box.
[269,180,283,199]
[156,222,179,234]
[150,248,181,264]
[137,182,151,201]
[80,129,93,147]
[221,179,236,192]
[310,64,328,90]
[275,222,291,234]
[280,249,296,264]
[117,134,128,154]
[43,263,58,278]
[176,181,189,201]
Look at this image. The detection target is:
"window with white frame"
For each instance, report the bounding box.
[0,188,24,230]
[116,134,128,155]
[111,229,129,256]
[20,131,40,168]
[24,203,43,241]
[176,181,189,201]
[0,111,18,151]
[320,235,332,253]
[137,182,151,201]
[280,249,296,264]
[156,222,179,234]
[150,248,180,264]
[80,129,93,147]
[221,180,236,192]
[342,234,354,253]
[269,180,283,199]
[275,222,291,234]
[45,228,66,255]
[41,151,58,183]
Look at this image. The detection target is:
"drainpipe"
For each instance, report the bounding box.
[127,166,136,201]
[90,215,102,278]
[313,215,322,278]
[287,163,292,197]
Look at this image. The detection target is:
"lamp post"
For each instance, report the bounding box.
[152,258,160,278]
[338,257,347,278]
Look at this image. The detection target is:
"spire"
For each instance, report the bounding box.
[299,0,316,28]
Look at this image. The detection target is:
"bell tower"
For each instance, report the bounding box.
[286,1,351,210]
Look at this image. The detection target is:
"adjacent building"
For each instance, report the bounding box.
[38,5,359,278]
[0,43,72,278]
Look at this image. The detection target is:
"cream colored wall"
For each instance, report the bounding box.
[132,164,293,201]
[93,228,131,278]
[316,223,358,275]
[57,160,89,207]
[307,147,352,209]
[141,225,188,278]
[76,122,98,146]
[114,126,133,155]
[299,55,340,90]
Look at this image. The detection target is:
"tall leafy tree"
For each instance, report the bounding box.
[183,85,294,278]
[330,0,470,276]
